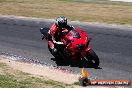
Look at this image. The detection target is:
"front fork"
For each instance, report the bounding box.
[80,46,91,57]
[80,46,91,61]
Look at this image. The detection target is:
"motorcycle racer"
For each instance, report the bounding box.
[40,16,100,67]
[47,16,71,54]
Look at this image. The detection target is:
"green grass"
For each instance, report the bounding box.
[0,62,76,88]
[73,81,80,85]
[0,63,7,68]
[0,0,132,24]
[0,73,72,88]
[0,75,28,88]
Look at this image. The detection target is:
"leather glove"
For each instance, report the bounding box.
[52,48,57,53]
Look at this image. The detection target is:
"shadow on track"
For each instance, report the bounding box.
[51,58,102,69]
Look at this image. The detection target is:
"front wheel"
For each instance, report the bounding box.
[86,49,100,68]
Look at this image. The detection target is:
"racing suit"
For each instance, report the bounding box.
[48,23,71,52]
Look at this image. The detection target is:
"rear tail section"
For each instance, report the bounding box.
[40,28,49,40]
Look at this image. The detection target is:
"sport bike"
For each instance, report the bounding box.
[40,26,100,67]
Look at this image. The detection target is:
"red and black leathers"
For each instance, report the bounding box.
[48,23,71,49]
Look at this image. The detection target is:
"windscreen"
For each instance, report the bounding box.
[68,27,81,39]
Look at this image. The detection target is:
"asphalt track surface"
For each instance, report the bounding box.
[0,18,132,86]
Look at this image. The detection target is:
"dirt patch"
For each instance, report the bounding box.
[0,57,79,84]
[0,68,4,75]
[0,56,117,88]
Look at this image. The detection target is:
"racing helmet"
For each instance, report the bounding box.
[55,16,67,28]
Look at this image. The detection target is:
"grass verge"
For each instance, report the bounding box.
[0,0,132,25]
[0,62,76,88]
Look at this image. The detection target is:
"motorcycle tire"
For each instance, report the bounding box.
[86,49,100,68]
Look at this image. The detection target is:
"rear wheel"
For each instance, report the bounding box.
[86,49,99,67]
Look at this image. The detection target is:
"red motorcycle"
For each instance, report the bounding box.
[40,26,99,67]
